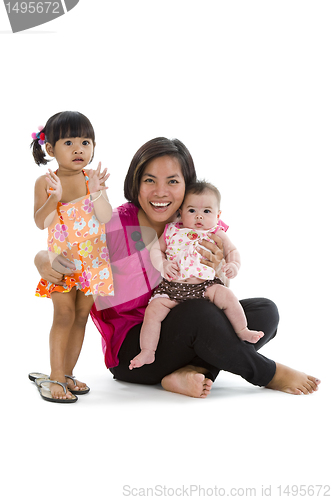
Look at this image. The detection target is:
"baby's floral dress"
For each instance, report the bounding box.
[36,170,114,298]
[164,220,228,280]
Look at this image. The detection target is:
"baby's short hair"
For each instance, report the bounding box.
[184,180,221,208]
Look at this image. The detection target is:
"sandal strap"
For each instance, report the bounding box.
[37,379,68,394]
[65,375,76,384]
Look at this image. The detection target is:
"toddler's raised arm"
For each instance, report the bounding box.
[34,173,60,229]
[87,163,112,223]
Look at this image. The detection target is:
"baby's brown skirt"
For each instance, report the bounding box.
[150,277,224,303]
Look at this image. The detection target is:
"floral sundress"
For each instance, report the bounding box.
[36,170,114,298]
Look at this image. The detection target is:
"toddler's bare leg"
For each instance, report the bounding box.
[63,291,94,392]
[49,288,77,399]
[129,297,178,369]
[205,285,264,343]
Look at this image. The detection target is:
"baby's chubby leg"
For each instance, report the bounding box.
[129,297,178,369]
[205,285,264,343]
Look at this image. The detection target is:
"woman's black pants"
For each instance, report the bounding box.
[110,297,279,387]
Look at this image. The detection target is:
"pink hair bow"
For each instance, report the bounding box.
[31,125,45,145]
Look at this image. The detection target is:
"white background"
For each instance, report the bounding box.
[1,1,331,499]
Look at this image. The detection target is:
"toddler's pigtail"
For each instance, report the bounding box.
[31,127,48,166]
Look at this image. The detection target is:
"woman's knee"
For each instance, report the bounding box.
[265,298,279,324]
[255,298,279,329]
[240,297,279,345]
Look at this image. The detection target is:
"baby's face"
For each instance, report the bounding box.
[180,191,221,231]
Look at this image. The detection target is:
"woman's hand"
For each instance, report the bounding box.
[197,232,224,272]
[45,169,62,202]
[88,162,110,194]
[34,250,76,285]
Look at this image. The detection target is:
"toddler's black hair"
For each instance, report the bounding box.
[31,111,95,166]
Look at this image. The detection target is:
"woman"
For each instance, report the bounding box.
[35,137,320,397]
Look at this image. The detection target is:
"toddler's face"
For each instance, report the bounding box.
[180,191,221,230]
[46,136,94,172]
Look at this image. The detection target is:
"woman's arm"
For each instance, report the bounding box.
[34,250,76,285]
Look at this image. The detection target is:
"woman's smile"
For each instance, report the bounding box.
[149,201,172,211]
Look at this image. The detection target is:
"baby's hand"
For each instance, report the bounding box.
[88,162,110,194]
[46,169,62,202]
[222,262,239,279]
[162,261,180,281]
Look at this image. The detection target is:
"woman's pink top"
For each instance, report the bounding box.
[90,203,161,368]
[90,202,229,368]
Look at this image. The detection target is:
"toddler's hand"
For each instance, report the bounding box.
[88,162,110,194]
[222,262,239,279]
[162,261,180,281]
[46,169,62,202]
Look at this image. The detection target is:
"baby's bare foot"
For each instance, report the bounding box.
[266,363,321,395]
[161,365,213,398]
[237,327,264,343]
[129,349,155,370]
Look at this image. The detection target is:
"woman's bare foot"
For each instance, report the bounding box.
[237,327,264,343]
[266,363,321,395]
[161,365,213,398]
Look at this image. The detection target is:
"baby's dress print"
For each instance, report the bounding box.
[36,171,114,298]
[164,221,226,281]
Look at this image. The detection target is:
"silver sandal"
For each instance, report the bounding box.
[65,375,90,395]
[35,377,78,403]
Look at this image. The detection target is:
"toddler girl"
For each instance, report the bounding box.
[129,180,264,370]
[32,111,113,402]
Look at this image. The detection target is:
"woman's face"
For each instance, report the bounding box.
[138,156,186,224]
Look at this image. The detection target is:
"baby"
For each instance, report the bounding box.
[129,180,264,370]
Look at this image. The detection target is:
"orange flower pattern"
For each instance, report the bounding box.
[36,171,114,299]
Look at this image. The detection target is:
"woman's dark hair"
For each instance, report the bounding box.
[124,137,197,207]
[184,179,221,208]
[31,111,95,166]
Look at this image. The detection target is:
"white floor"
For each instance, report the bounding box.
[3,313,330,500]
